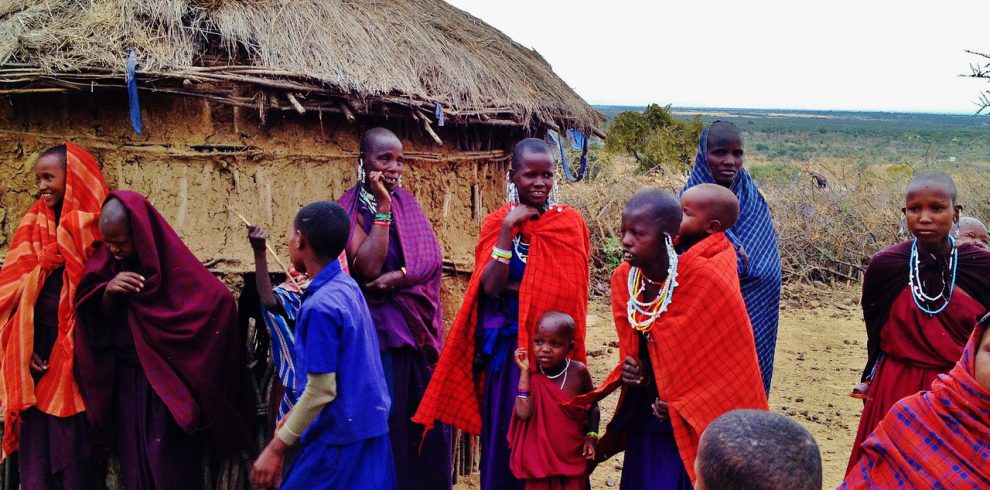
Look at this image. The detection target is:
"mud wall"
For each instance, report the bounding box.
[0,91,513,321]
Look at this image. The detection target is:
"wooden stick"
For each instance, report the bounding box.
[286,92,306,115]
[230,209,301,288]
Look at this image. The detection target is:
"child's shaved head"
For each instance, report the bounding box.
[678,184,740,249]
[958,216,989,249]
[907,171,957,203]
[536,311,576,340]
[100,197,135,261]
[696,410,822,490]
[624,189,683,237]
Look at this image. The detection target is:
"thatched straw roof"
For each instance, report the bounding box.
[0,0,604,136]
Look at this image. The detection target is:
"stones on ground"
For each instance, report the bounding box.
[588,348,605,358]
[606,478,617,487]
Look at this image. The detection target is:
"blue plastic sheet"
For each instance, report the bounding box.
[434,101,445,127]
[126,51,143,135]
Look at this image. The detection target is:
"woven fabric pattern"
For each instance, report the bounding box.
[413,204,590,435]
[0,143,108,455]
[682,125,782,392]
[575,233,768,483]
[842,323,990,489]
[339,185,445,358]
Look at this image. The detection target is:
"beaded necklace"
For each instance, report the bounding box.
[908,236,958,316]
[539,358,570,390]
[626,238,679,332]
[513,234,530,263]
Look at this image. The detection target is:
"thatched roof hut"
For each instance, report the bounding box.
[0,0,603,299]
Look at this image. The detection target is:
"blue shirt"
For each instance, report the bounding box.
[295,260,390,446]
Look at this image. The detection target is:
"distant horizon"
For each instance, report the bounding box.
[587,103,983,117]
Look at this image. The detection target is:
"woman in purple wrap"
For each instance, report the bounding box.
[339,127,452,490]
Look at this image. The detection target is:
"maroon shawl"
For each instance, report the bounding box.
[74,191,254,456]
[860,240,990,380]
[338,185,445,360]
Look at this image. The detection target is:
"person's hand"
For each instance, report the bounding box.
[620,356,645,387]
[365,270,404,294]
[651,397,669,422]
[583,437,598,461]
[30,353,49,376]
[248,225,268,253]
[107,272,145,295]
[502,204,540,229]
[514,348,530,371]
[367,170,392,204]
[250,442,286,489]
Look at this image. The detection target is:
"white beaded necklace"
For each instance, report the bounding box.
[626,235,679,332]
[540,358,570,389]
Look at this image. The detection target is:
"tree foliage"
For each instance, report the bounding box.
[604,104,704,172]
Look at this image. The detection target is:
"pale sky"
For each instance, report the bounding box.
[446,1,990,114]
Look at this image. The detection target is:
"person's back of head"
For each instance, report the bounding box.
[293,201,350,260]
[695,410,822,490]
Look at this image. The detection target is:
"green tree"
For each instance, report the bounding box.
[605,104,703,172]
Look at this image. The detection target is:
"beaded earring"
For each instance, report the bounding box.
[953,221,960,239]
[898,214,908,237]
[358,158,366,183]
[506,172,519,205]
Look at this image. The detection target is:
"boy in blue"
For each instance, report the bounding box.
[250,201,395,489]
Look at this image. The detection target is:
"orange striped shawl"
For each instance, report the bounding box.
[0,143,108,455]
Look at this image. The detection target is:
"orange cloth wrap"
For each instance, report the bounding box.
[574,233,768,483]
[413,204,590,435]
[0,143,109,456]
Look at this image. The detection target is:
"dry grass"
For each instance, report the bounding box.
[0,0,603,132]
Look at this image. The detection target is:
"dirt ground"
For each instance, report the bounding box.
[455,283,866,489]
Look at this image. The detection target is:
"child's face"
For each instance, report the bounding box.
[904,185,958,248]
[288,224,306,275]
[706,131,744,187]
[35,153,66,210]
[511,153,555,209]
[362,137,404,193]
[531,322,573,370]
[975,326,990,391]
[679,192,716,241]
[621,207,668,269]
[958,221,990,250]
[100,218,135,262]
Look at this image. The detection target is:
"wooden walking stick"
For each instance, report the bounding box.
[231,208,302,289]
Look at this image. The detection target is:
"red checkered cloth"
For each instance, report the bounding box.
[842,322,990,489]
[573,233,768,483]
[412,204,590,435]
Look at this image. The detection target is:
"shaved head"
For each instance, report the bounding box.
[536,311,576,341]
[360,127,402,156]
[683,184,740,230]
[907,171,957,203]
[958,216,989,249]
[100,197,135,261]
[707,121,742,147]
[100,197,129,230]
[624,188,683,236]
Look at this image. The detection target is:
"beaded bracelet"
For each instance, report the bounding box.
[490,253,510,264]
[400,266,408,276]
[372,220,391,227]
[585,431,600,441]
[517,391,530,398]
[373,213,392,222]
[492,246,512,260]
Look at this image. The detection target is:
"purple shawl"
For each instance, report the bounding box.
[338,185,445,360]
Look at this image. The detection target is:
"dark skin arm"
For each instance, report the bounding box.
[622,356,669,421]
[346,171,393,282]
[575,364,601,461]
[480,205,539,297]
[513,348,533,420]
[247,225,281,312]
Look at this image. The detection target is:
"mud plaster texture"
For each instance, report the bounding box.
[0,92,512,322]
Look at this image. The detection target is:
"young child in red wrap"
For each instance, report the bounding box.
[508,311,599,490]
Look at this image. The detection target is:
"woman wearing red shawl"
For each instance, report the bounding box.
[846,172,990,474]
[842,316,990,488]
[0,144,108,489]
[413,139,591,490]
[574,189,767,489]
[74,191,254,490]
[338,127,452,489]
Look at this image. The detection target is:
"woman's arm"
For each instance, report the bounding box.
[481,205,539,297]
[347,175,392,280]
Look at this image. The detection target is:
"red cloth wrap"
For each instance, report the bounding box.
[842,322,990,489]
[508,374,589,483]
[73,191,254,456]
[413,204,590,435]
[0,143,108,456]
[573,233,768,483]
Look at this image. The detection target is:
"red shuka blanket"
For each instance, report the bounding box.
[508,374,589,482]
[0,143,108,456]
[574,233,768,483]
[842,322,990,489]
[74,191,254,456]
[412,204,590,435]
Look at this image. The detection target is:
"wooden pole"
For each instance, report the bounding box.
[230,208,301,288]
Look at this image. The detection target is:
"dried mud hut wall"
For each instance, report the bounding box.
[0,92,512,322]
